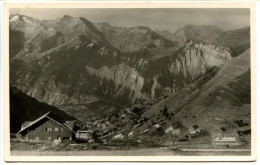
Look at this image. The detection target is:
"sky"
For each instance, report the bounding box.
[10,8,250,32]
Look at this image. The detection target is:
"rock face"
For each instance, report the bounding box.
[10,14,236,120]
[169,41,232,81]
[95,22,179,52]
[10,42,232,107]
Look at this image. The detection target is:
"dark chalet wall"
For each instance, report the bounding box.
[19,117,74,141]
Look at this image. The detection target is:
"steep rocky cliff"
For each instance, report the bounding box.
[169,41,232,79]
[10,40,232,107]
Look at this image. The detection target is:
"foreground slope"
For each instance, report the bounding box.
[10,86,75,133]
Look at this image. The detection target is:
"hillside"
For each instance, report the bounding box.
[10,86,75,133]
[172,25,250,56]
[95,22,179,52]
[89,49,251,147]
[213,27,250,56]
[173,25,223,44]
[10,39,232,121]
[154,29,175,41]
[160,25,250,57]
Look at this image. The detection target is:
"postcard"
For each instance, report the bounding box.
[2,2,256,162]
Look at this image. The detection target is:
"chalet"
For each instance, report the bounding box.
[17,112,76,142]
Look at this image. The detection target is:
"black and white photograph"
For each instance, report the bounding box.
[2,2,256,161]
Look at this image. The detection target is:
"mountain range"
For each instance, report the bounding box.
[9,13,251,144]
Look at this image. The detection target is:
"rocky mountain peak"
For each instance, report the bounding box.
[79,17,104,35]
[10,14,37,23]
[9,14,46,44]
[135,26,151,30]
[62,14,73,19]
[95,22,112,28]
[59,14,78,25]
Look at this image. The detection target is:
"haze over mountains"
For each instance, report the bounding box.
[9,14,251,145]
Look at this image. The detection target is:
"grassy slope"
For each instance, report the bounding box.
[141,49,251,144]
[57,99,123,121]
[213,27,250,56]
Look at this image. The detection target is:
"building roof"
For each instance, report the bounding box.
[64,120,77,130]
[21,121,33,129]
[77,130,92,133]
[18,112,75,134]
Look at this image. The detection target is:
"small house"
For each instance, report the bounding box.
[76,130,92,141]
[189,124,201,134]
[17,112,76,142]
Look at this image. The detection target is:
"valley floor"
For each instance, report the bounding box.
[10,149,251,156]
[10,140,250,156]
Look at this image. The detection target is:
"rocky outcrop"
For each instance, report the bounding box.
[169,41,232,80]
